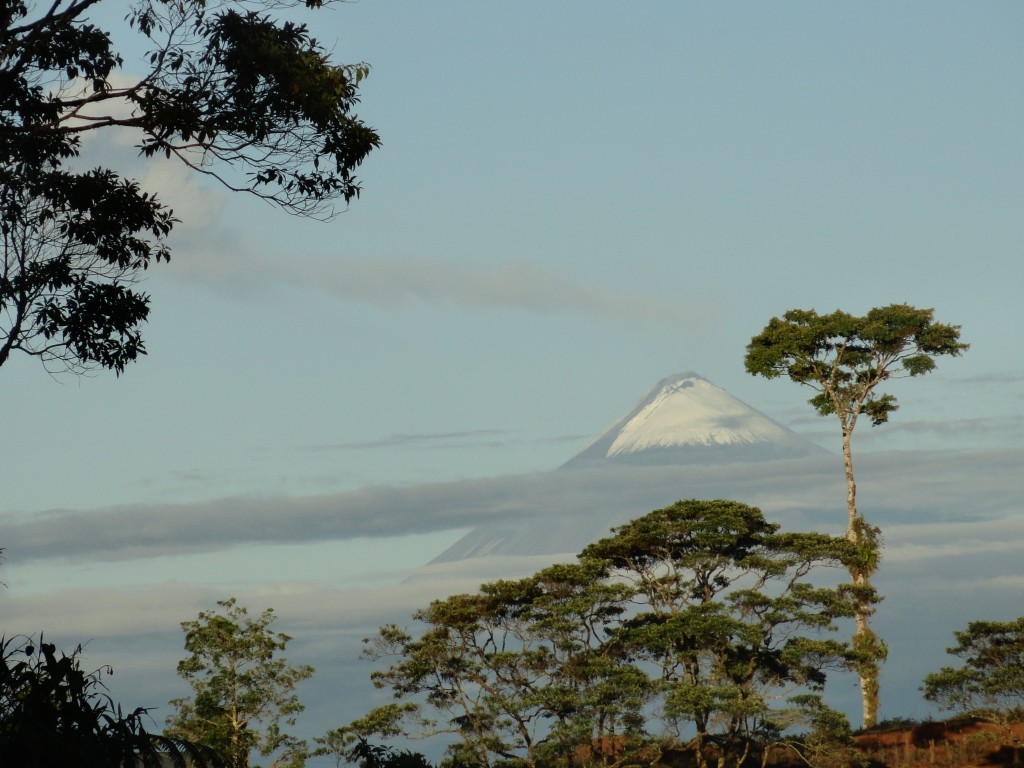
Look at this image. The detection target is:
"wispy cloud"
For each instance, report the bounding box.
[299,429,595,454]
[879,414,1024,436]
[301,429,516,452]
[164,243,707,326]
[945,371,1024,385]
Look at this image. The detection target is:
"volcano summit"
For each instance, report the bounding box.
[561,373,824,468]
[429,373,829,563]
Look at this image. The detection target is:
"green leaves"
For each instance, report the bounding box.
[167,598,314,768]
[922,617,1024,716]
[356,501,858,768]
[745,304,967,424]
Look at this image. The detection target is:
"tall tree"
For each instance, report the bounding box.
[1,0,379,375]
[745,304,968,728]
[166,598,314,768]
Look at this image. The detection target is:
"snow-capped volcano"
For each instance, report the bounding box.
[562,373,823,468]
[428,373,829,564]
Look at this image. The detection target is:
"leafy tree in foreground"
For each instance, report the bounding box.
[581,500,860,768]
[0,165,172,373]
[1,0,380,375]
[0,635,222,768]
[166,597,315,768]
[358,560,648,768]
[745,304,968,728]
[922,617,1024,717]
[355,500,861,768]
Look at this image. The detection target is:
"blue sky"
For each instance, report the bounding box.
[1,0,1023,755]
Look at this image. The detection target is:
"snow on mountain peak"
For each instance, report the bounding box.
[562,373,824,468]
[607,374,789,455]
[432,373,830,563]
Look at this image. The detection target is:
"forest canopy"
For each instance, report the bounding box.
[351,500,868,768]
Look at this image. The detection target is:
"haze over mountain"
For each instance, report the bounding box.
[432,373,829,562]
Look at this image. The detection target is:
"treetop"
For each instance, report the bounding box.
[745,303,967,424]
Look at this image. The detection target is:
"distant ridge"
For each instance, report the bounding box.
[561,372,824,468]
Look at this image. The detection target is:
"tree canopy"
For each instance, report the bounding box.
[744,304,968,430]
[922,617,1024,716]
[166,598,315,768]
[1,0,379,375]
[745,304,967,728]
[353,500,863,768]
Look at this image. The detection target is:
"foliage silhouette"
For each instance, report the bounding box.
[0,635,222,768]
[1,0,379,375]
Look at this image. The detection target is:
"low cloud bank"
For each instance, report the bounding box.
[3,448,1020,564]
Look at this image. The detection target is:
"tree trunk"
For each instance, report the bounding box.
[842,426,880,729]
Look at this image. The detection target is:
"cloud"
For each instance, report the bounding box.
[139,159,227,231]
[883,517,1024,563]
[946,371,1024,385]
[0,475,544,563]
[301,429,517,452]
[298,430,594,455]
[288,257,662,318]
[163,243,706,326]
[3,448,1021,566]
[786,413,1024,448]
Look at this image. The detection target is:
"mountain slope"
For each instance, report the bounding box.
[561,373,824,468]
[430,373,829,563]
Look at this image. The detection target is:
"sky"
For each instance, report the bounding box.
[1,0,1023,759]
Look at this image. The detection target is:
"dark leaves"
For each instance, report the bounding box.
[745,304,967,423]
[1,0,378,376]
[0,635,223,768]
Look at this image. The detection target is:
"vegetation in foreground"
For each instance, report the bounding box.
[348,500,866,768]
[746,304,968,728]
[3,516,1023,768]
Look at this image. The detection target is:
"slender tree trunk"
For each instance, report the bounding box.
[843,428,857,542]
[842,425,880,729]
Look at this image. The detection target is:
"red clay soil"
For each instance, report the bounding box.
[577,718,1024,768]
[852,717,1024,768]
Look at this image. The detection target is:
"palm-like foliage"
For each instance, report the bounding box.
[0,635,223,768]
